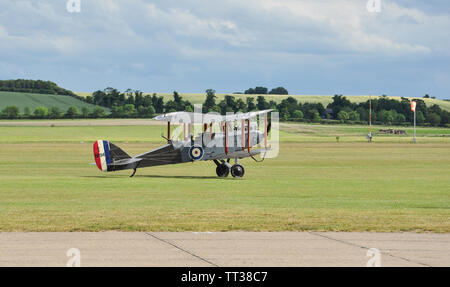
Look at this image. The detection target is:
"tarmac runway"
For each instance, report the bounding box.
[0,232,448,267]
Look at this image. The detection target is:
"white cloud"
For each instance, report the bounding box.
[1,0,445,58]
[0,0,448,96]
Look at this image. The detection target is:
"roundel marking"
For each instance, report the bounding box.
[189,146,204,160]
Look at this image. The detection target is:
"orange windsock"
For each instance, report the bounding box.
[411,101,417,112]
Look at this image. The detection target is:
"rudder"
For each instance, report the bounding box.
[93,140,130,172]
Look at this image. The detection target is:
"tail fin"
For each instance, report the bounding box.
[93,140,131,172]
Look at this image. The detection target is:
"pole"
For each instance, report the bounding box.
[369,95,372,143]
[413,110,416,143]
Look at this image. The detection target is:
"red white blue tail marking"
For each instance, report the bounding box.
[93,140,111,172]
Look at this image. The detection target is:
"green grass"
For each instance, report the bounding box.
[0,122,449,232]
[0,91,109,113]
[76,92,450,111]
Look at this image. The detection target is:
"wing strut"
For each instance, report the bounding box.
[210,123,213,140]
[247,119,251,153]
[167,121,171,143]
[241,119,245,150]
[264,113,268,149]
[225,121,229,155]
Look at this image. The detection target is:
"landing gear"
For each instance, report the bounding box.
[216,164,229,177]
[231,164,245,178]
[213,159,245,178]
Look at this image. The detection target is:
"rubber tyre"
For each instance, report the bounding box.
[216,164,229,177]
[231,164,245,178]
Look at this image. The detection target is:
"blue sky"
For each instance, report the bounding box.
[0,0,449,98]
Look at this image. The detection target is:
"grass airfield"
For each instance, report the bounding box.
[0,121,449,232]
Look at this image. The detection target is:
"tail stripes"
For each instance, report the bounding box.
[93,140,111,172]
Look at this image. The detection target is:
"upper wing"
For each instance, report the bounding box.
[152,109,273,124]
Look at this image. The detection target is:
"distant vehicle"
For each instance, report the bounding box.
[93,110,273,178]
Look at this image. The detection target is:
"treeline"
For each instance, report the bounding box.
[241,86,289,95]
[1,105,106,119]
[84,88,191,118]
[82,88,449,126]
[201,92,448,126]
[1,85,449,126]
[323,95,449,127]
[0,79,81,99]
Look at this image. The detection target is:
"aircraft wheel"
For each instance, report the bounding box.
[231,164,245,178]
[216,164,229,177]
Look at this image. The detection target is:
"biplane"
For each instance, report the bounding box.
[93,109,273,178]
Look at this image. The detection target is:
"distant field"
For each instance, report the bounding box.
[0,120,449,143]
[0,91,109,113]
[76,92,450,111]
[0,121,449,232]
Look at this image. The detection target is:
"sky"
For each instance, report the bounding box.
[0,0,449,98]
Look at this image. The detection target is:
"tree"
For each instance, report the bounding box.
[154,96,164,113]
[257,96,269,110]
[312,111,321,122]
[428,113,441,126]
[337,110,349,122]
[327,95,353,119]
[85,95,94,104]
[111,104,137,117]
[236,98,247,112]
[49,107,63,119]
[378,110,394,125]
[211,105,221,113]
[123,104,136,117]
[23,107,31,118]
[293,110,304,121]
[81,107,90,118]
[204,89,216,112]
[245,87,268,94]
[280,107,289,121]
[269,87,288,95]
[0,79,77,98]
[173,91,181,104]
[246,97,256,111]
[134,90,144,107]
[2,106,20,119]
[356,107,368,121]
[416,111,425,124]
[91,107,106,118]
[224,95,237,112]
[394,113,406,124]
[137,105,155,118]
[441,111,449,126]
[65,106,79,118]
[306,109,319,120]
[125,93,135,106]
[348,111,360,121]
[33,107,48,119]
